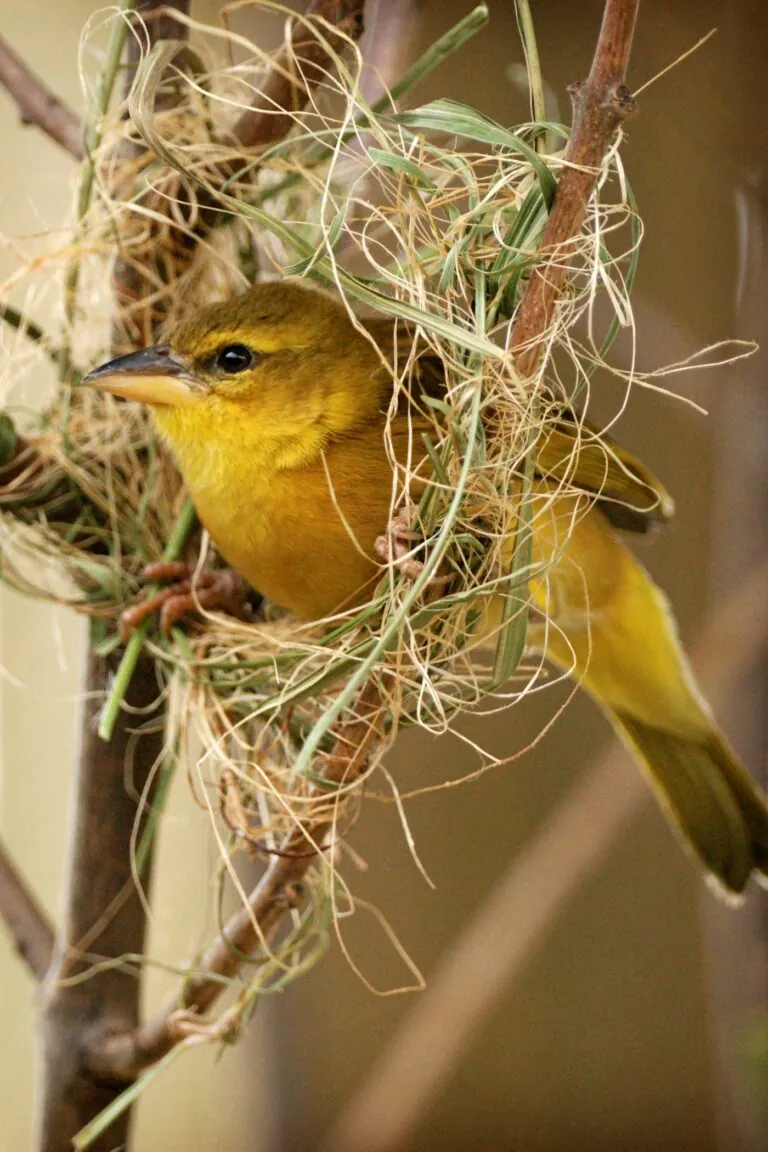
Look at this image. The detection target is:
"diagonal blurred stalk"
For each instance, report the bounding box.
[702,172,768,1152]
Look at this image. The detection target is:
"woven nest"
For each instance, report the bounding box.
[0,4,662,997]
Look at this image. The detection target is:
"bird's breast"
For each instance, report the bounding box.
[174,427,396,620]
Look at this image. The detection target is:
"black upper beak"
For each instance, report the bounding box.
[83,345,203,407]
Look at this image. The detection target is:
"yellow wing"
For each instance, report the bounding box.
[536,416,674,532]
[366,316,673,530]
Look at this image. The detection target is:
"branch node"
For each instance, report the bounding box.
[605,80,637,117]
[568,77,637,131]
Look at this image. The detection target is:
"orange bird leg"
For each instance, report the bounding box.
[119,565,253,642]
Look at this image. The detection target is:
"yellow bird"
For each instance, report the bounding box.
[84,281,768,896]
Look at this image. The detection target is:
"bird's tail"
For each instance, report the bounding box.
[606,710,768,897]
[527,492,768,897]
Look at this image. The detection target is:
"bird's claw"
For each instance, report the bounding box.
[119,564,253,643]
[374,506,451,591]
[375,507,425,579]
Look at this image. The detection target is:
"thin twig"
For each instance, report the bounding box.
[0,302,66,369]
[0,843,55,980]
[0,35,83,159]
[321,555,768,1152]
[489,0,638,666]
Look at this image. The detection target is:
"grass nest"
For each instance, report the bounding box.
[0,3,704,1009]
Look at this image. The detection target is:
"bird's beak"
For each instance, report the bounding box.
[82,345,204,407]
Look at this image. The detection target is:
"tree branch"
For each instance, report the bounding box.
[510,0,640,378]
[35,649,166,1152]
[0,35,83,160]
[322,554,768,1152]
[0,843,55,980]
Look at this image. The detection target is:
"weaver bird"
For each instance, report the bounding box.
[85,281,768,896]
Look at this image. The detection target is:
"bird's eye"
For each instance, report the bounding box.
[214,344,255,374]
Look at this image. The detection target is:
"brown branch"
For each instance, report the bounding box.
[322,554,768,1152]
[0,843,55,980]
[0,35,83,160]
[90,679,385,1081]
[510,0,640,378]
[35,650,166,1152]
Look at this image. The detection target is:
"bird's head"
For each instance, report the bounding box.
[83,281,387,468]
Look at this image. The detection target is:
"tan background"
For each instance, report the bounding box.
[1,1,767,1150]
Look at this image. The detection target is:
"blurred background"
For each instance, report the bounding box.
[1,1,767,1149]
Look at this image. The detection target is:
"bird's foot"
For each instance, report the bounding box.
[119,562,253,642]
[374,507,425,580]
[374,506,452,592]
